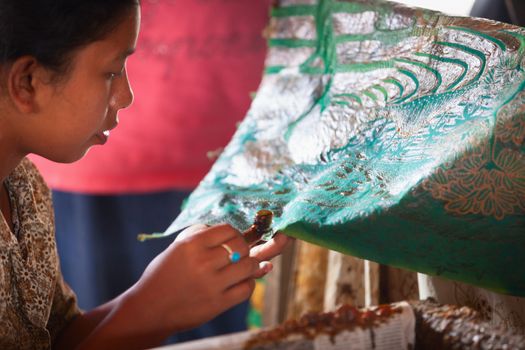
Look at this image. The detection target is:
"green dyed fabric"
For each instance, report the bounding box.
[161,0,525,295]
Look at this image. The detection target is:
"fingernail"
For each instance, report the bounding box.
[261,262,273,273]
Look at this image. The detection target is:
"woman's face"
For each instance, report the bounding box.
[26,5,140,163]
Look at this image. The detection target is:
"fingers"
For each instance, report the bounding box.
[213,236,250,269]
[168,224,285,313]
[175,224,209,242]
[250,232,293,261]
[252,261,273,279]
[222,279,256,309]
[184,224,209,234]
[195,223,243,248]
[217,256,259,289]
[220,261,274,309]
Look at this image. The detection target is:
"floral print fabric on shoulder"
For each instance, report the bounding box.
[0,159,79,350]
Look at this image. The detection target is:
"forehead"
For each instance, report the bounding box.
[72,6,140,66]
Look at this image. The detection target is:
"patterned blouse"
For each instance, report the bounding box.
[0,158,80,349]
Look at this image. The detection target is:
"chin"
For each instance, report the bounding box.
[43,147,91,164]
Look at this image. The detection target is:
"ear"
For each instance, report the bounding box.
[6,56,45,113]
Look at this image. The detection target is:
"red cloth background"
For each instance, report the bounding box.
[31,0,270,193]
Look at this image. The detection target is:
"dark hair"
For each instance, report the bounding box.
[0,0,139,77]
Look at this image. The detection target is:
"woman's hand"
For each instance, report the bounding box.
[67,224,293,350]
[177,223,294,279]
[126,224,259,334]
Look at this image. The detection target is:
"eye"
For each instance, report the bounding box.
[106,67,125,80]
[107,72,120,80]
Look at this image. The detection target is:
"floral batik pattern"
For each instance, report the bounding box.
[158,0,525,297]
[0,159,80,350]
[424,89,525,220]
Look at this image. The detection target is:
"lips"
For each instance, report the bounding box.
[95,118,118,145]
[95,131,109,145]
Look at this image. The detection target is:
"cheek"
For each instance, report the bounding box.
[59,97,109,145]
[77,86,112,122]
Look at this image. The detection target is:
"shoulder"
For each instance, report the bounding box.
[19,157,50,190]
[15,158,53,210]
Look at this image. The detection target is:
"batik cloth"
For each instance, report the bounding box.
[162,0,525,297]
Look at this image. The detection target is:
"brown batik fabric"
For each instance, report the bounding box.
[0,158,80,349]
[419,274,525,336]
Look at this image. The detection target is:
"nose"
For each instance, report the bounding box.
[110,67,134,111]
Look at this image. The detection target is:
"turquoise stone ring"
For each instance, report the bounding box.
[230,251,241,263]
[221,243,241,264]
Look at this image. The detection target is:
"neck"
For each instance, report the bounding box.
[0,149,24,184]
[0,132,25,184]
[0,105,26,183]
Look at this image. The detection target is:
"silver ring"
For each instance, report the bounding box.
[221,243,241,263]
